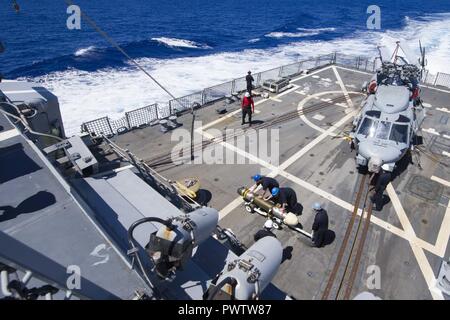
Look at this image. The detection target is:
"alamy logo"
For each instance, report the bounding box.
[366,265,381,289]
[366,5,381,30]
[170,122,280,166]
[66,5,81,30]
[66,265,81,290]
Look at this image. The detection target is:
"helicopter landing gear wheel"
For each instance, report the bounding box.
[245,203,255,214]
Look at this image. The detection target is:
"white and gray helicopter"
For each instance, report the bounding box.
[349,41,427,173]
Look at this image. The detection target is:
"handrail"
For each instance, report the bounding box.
[101,135,202,210]
[80,52,450,137]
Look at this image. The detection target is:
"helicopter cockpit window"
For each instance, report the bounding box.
[396,115,410,123]
[390,124,409,144]
[376,121,391,139]
[358,118,378,138]
[365,110,381,118]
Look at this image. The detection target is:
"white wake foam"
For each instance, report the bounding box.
[266,27,336,38]
[74,46,96,57]
[151,37,211,49]
[28,14,450,135]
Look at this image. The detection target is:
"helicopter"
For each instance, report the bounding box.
[349,41,427,173]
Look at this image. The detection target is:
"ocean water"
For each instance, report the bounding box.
[1,0,450,134]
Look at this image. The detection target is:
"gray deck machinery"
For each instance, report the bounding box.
[350,42,426,173]
[203,236,283,300]
[127,208,284,300]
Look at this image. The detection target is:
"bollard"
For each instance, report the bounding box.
[159,119,169,133]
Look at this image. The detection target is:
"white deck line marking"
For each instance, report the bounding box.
[332,66,354,108]
[199,86,299,132]
[219,197,244,220]
[436,107,450,114]
[443,134,450,140]
[199,109,243,131]
[431,176,450,188]
[290,65,333,83]
[434,199,450,259]
[422,128,440,135]
[269,97,282,103]
[321,78,332,82]
[295,91,306,95]
[0,128,20,142]
[297,90,359,136]
[421,85,450,94]
[422,103,433,108]
[280,111,356,171]
[335,65,372,75]
[386,183,444,300]
[312,114,325,121]
[443,151,450,158]
[312,75,320,79]
[199,98,267,131]
[277,85,300,97]
[430,176,450,257]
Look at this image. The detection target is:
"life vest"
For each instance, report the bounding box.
[411,87,420,100]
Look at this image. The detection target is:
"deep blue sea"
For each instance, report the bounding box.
[1,0,450,134]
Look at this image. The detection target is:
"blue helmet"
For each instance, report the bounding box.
[271,187,280,196]
[313,202,322,210]
[252,174,262,182]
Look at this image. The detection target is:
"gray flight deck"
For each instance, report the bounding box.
[1,63,449,300]
[108,65,450,300]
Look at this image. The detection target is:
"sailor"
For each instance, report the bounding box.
[246,71,254,95]
[249,174,279,200]
[269,187,298,213]
[311,203,328,248]
[253,220,276,242]
[370,167,391,211]
[241,92,255,125]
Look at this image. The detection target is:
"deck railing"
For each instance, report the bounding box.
[81,52,449,137]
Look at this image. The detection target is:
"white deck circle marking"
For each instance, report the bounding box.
[297,90,363,135]
[422,128,440,136]
[436,107,450,114]
[312,114,325,121]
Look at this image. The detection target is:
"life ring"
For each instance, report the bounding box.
[368,80,377,94]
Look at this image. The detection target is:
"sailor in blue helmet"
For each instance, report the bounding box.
[249,174,279,200]
[268,187,298,213]
[311,203,329,248]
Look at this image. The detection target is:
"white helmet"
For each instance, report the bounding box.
[245,92,251,98]
[264,220,273,229]
[313,202,322,211]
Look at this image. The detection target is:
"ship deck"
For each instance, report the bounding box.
[108,65,450,300]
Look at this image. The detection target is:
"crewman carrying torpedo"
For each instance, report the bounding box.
[249,174,280,201]
[267,187,299,215]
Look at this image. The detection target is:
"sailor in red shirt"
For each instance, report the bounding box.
[241,92,255,126]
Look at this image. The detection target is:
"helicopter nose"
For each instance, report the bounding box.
[358,142,402,166]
